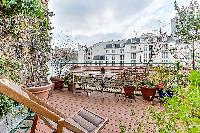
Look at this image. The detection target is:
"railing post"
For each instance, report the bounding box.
[31,115,38,133]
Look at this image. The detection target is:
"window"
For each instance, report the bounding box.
[131,60,136,66]
[162,60,168,63]
[162,52,168,58]
[144,53,148,59]
[149,53,152,58]
[88,57,90,59]
[120,49,124,53]
[131,53,136,59]
[112,55,115,60]
[131,46,136,50]
[163,44,168,49]
[120,43,124,47]
[106,50,109,53]
[105,56,108,60]
[144,46,148,51]
[120,55,124,60]
[144,59,148,62]
[112,50,115,53]
[166,53,168,58]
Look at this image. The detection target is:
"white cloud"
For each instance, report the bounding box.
[49,0,192,46]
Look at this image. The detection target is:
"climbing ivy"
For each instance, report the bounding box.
[0,0,54,83]
[0,56,21,118]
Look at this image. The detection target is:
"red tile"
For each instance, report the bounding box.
[29,90,160,133]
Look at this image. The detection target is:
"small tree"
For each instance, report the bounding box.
[174,0,200,69]
[51,32,78,77]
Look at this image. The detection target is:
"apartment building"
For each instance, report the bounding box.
[78,33,180,67]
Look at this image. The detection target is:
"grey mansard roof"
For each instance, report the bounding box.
[125,38,140,44]
[105,40,126,49]
[93,55,105,60]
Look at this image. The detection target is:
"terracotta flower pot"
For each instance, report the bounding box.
[141,87,156,101]
[26,83,53,100]
[68,83,75,92]
[124,86,135,98]
[50,77,64,90]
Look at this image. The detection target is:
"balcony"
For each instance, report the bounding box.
[36,90,160,132]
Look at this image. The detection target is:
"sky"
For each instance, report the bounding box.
[49,0,190,46]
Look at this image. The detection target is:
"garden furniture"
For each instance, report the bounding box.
[0,77,109,133]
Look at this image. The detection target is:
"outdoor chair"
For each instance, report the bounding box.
[0,77,108,133]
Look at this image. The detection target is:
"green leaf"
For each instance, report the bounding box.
[2,0,6,5]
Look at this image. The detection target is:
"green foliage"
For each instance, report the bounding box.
[64,73,80,85]
[138,79,155,88]
[138,66,175,89]
[0,0,53,83]
[187,70,200,85]
[0,56,21,118]
[174,0,200,69]
[0,0,45,18]
[119,69,199,132]
[151,71,200,132]
[0,93,15,118]
[0,56,21,82]
[175,0,200,42]
[0,0,49,38]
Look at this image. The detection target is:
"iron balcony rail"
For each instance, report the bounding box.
[58,62,176,65]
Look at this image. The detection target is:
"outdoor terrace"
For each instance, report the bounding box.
[35,90,161,133]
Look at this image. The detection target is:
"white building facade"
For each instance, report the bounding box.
[78,33,180,67]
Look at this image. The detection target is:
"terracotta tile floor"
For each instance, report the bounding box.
[34,90,161,133]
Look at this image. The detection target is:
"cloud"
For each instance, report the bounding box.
[49,0,190,46]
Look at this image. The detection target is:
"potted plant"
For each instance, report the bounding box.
[123,85,136,98]
[0,0,54,100]
[50,32,78,90]
[117,69,135,98]
[139,79,156,101]
[50,76,64,90]
[150,66,174,99]
[64,72,74,92]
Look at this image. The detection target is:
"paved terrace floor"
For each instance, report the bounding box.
[34,90,161,133]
